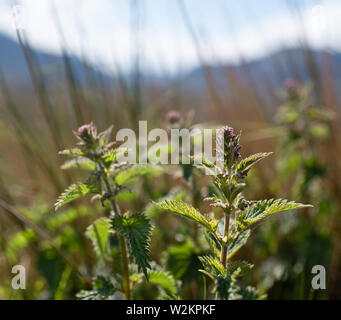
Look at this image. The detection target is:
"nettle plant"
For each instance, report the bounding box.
[276,80,331,198]
[154,126,312,300]
[54,123,176,300]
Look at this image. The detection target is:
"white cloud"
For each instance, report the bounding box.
[0,0,340,74]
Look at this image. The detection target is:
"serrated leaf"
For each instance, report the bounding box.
[153,200,218,233]
[145,188,185,218]
[86,218,111,260]
[227,230,250,259]
[59,148,87,157]
[54,183,100,210]
[102,149,127,167]
[237,198,312,230]
[98,125,113,147]
[226,260,253,276]
[61,158,97,171]
[237,152,272,176]
[216,274,232,299]
[238,286,266,300]
[149,270,178,296]
[199,255,226,276]
[111,213,152,279]
[203,230,221,258]
[194,156,221,176]
[76,276,123,300]
[216,264,250,300]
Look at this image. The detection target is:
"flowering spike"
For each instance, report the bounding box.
[165,110,181,124]
[217,126,242,169]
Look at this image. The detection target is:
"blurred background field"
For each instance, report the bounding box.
[0,0,340,299]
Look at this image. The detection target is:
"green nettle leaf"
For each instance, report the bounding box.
[55,183,99,210]
[237,199,312,230]
[238,286,266,300]
[216,265,259,300]
[61,157,97,171]
[76,276,123,300]
[216,274,232,299]
[203,230,221,258]
[199,255,252,280]
[102,149,127,167]
[226,261,253,276]
[236,152,272,176]
[153,200,219,233]
[199,255,226,276]
[145,188,185,218]
[114,165,162,186]
[227,230,250,259]
[98,125,113,147]
[59,148,88,157]
[148,270,178,296]
[111,213,152,279]
[194,157,220,176]
[86,218,111,260]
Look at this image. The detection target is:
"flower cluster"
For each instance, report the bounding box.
[217,126,242,170]
[154,124,311,300]
[284,78,300,101]
[74,122,97,148]
[165,110,181,124]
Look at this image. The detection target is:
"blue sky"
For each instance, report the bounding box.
[0,0,338,73]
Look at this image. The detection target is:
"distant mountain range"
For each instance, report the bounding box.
[1,32,341,96]
[0,33,105,86]
[186,48,341,91]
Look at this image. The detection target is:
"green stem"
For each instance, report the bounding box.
[220,212,230,268]
[203,276,207,300]
[119,234,132,300]
[112,196,132,300]
[216,210,230,300]
[98,160,132,300]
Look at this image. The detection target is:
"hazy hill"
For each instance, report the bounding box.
[1,32,341,97]
[0,33,103,86]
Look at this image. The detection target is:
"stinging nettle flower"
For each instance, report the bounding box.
[153,124,312,300]
[165,110,181,124]
[78,124,91,134]
[217,126,242,169]
[75,122,97,147]
[284,78,300,100]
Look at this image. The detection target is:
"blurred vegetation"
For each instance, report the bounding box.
[0,1,341,300]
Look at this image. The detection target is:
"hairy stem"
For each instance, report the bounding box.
[216,210,230,300]
[220,212,230,268]
[98,161,131,300]
[112,196,132,300]
[119,234,132,299]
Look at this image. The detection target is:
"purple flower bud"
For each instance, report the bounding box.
[217,126,242,168]
[284,78,299,99]
[165,110,181,124]
[284,78,296,90]
[77,124,92,136]
[76,123,96,144]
